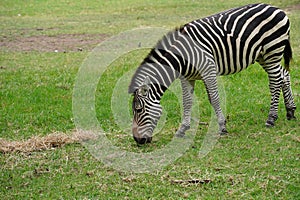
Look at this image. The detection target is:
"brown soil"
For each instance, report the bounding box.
[0,33,108,52]
[284,3,300,13]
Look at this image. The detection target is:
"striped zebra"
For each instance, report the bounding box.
[128,3,296,144]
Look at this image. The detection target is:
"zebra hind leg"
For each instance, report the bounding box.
[264,66,297,127]
[175,79,195,138]
[264,65,283,127]
[282,68,297,120]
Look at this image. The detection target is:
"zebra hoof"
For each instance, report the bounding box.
[175,131,185,138]
[286,108,296,120]
[266,114,277,127]
[175,125,190,138]
[265,120,275,127]
[219,129,228,135]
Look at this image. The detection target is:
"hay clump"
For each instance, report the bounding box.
[0,131,97,153]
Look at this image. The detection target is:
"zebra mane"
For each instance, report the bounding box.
[128,27,184,94]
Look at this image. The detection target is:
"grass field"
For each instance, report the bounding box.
[1,0,299,199]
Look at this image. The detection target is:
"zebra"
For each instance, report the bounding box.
[128,3,296,144]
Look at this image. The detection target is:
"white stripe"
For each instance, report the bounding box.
[239,5,271,67]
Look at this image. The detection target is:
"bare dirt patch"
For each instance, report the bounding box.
[0,33,108,52]
[284,3,300,13]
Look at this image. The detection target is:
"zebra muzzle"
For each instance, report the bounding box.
[133,136,152,145]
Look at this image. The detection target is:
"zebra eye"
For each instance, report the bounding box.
[135,102,143,111]
[138,88,148,97]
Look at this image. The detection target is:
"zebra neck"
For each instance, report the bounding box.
[129,29,185,98]
[142,63,179,101]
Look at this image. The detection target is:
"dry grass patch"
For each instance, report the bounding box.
[0,131,97,153]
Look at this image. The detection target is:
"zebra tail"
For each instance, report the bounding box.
[283,39,293,71]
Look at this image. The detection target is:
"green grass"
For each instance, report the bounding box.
[1,0,300,199]
[0,52,82,139]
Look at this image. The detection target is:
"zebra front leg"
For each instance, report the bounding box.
[281,68,296,120]
[203,76,228,135]
[175,79,195,137]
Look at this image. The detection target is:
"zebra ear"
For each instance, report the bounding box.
[138,76,150,96]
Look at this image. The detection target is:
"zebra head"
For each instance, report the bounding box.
[131,77,162,144]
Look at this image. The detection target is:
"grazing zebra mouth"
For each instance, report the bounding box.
[132,121,153,144]
[133,136,152,144]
